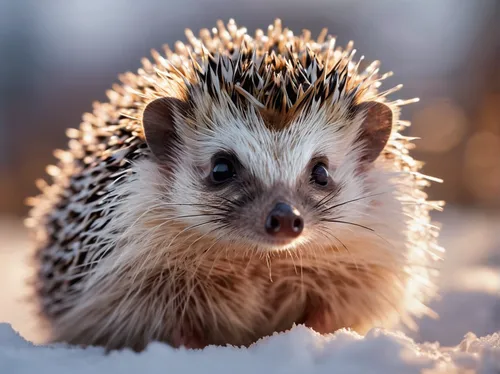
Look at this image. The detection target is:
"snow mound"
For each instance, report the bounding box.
[1,323,499,374]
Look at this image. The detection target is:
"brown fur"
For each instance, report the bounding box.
[49,224,404,351]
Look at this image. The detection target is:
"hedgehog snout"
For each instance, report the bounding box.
[264,202,304,239]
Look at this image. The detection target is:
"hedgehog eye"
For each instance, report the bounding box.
[211,157,236,184]
[311,163,329,186]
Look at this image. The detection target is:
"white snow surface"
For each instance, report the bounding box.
[1,323,500,374]
[1,207,500,373]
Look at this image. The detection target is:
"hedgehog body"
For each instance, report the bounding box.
[26,19,443,351]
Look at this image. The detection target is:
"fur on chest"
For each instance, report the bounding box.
[48,242,406,350]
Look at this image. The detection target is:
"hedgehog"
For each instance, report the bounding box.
[25,19,444,352]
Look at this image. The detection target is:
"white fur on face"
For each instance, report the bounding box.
[161,96,406,253]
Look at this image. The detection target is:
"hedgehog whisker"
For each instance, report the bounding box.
[322,206,400,247]
[117,211,226,250]
[160,202,232,213]
[316,226,348,252]
[314,181,348,209]
[81,217,226,277]
[132,213,228,240]
[103,201,224,253]
[163,212,228,220]
[265,253,273,282]
[320,191,389,214]
[320,218,375,232]
[215,195,242,208]
[113,204,174,244]
[284,248,298,275]
[315,226,359,272]
[324,216,397,248]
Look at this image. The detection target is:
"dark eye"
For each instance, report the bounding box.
[311,163,329,186]
[211,157,236,184]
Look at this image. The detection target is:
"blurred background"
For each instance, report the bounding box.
[0,0,499,346]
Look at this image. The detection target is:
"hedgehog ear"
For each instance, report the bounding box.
[354,101,393,164]
[142,97,188,163]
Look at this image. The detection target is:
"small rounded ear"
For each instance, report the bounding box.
[142,97,188,163]
[354,101,393,164]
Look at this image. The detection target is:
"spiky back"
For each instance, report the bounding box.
[26,19,443,323]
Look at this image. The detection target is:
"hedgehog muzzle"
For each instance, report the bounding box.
[265,202,304,239]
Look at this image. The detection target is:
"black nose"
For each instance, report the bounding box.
[265,202,304,238]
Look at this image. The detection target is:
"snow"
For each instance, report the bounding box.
[1,322,500,374]
[1,207,500,373]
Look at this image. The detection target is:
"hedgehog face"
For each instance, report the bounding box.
[142,94,394,251]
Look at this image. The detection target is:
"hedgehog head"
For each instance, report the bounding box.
[137,20,405,252]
